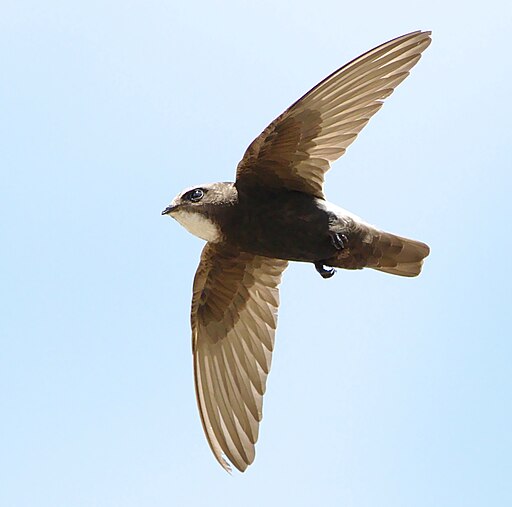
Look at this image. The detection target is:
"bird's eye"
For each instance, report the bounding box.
[186,188,204,202]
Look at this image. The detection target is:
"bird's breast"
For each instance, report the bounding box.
[223,192,340,261]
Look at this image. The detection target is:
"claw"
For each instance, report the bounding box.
[330,232,348,250]
[315,261,336,279]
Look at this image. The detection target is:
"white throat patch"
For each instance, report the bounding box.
[172,210,222,243]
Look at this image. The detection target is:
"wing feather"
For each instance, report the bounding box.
[236,31,431,197]
[191,244,287,471]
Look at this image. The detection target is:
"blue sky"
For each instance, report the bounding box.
[1,1,511,506]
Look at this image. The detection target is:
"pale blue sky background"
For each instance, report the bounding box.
[1,1,511,506]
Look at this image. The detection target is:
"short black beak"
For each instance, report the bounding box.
[161,204,176,216]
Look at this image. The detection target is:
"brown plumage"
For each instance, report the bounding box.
[191,245,287,471]
[162,30,432,472]
[326,225,430,277]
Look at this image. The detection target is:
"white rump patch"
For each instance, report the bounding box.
[172,210,222,243]
[316,198,376,242]
[315,198,366,224]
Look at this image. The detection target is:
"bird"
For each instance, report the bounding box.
[162,30,431,472]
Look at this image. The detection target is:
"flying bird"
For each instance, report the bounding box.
[162,30,431,472]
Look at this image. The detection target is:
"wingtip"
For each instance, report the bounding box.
[399,29,432,43]
[220,456,233,474]
[217,452,250,474]
[408,29,432,36]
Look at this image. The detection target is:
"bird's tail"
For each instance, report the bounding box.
[328,229,430,277]
[371,233,429,277]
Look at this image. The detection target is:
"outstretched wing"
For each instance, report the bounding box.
[236,31,431,198]
[191,243,288,472]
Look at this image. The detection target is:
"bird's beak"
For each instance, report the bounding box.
[161,204,177,216]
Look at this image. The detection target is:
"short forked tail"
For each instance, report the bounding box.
[328,228,430,277]
[372,231,430,277]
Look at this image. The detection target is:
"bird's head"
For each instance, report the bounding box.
[161,182,236,242]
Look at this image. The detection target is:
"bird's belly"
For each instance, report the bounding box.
[238,229,335,262]
[229,195,340,262]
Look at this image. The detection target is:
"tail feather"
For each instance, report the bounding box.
[372,231,430,277]
[328,228,430,277]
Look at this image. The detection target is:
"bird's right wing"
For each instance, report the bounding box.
[191,243,288,472]
[235,31,431,198]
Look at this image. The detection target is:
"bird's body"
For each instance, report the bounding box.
[171,183,428,275]
[163,30,432,472]
[180,183,345,260]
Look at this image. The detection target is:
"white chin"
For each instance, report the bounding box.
[172,210,221,243]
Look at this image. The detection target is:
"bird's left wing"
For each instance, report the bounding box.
[191,243,288,472]
[235,30,431,198]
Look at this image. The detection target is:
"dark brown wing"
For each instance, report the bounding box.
[236,31,431,198]
[191,243,288,472]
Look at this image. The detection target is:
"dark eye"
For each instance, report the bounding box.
[185,188,204,202]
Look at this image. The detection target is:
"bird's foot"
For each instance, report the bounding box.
[315,261,336,279]
[330,232,348,250]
